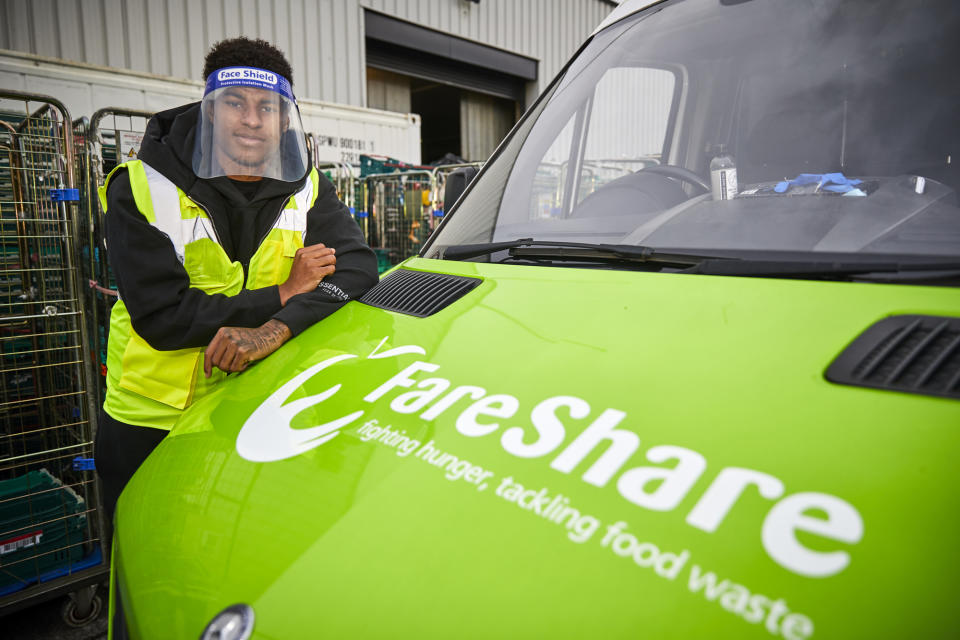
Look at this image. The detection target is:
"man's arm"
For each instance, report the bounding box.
[203,318,291,376]
[202,173,379,374]
[271,174,380,334]
[202,243,338,374]
[278,244,338,305]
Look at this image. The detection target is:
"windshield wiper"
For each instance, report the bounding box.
[683,258,960,278]
[442,239,723,266]
[442,240,960,280]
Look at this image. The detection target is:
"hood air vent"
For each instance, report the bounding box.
[359,269,482,317]
[826,315,960,400]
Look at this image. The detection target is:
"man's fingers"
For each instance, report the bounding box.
[310,253,337,267]
[302,253,335,266]
[296,244,333,258]
[206,329,242,375]
[222,352,242,373]
[226,345,252,372]
[282,244,338,301]
[218,340,241,372]
[303,254,336,274]
[294,243,324,256]
[203,345,212,378]
[206,328,281,374]
[291,256,337,285]
[204,333,224,378]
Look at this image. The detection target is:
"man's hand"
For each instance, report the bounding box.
[278,244,336,305]
[204,319,293,377]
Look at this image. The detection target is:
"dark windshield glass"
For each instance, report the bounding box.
[426,0,960,259]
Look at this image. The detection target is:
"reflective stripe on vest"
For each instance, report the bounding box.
[140,163,218,263]
[100,160,320,428]
[134,162,315,263]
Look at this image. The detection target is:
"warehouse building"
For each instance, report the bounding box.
[0,0,617,164]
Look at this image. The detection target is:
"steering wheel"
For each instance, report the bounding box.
[569,162,710,220]
[637,164,711,193]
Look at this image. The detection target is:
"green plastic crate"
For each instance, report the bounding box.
[0,469,89,590]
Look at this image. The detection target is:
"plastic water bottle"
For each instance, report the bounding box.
[710,145,738,201]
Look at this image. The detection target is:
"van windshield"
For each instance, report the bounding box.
[426,0,960,272]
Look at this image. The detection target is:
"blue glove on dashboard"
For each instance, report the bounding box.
[774,172,863,194]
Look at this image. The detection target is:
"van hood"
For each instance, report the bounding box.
[116,258,960,639]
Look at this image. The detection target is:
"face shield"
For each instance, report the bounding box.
[194,66,309,182]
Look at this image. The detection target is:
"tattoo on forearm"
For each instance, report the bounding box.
[225,320,292,360]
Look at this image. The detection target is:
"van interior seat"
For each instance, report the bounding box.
[907,102,959,193]
[738,101,844,185]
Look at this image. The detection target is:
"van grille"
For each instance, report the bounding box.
[825,315,960,400]
[359,269,482,317]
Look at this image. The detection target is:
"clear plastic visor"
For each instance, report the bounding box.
[194,85,308,182]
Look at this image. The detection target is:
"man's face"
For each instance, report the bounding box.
[209,87,287,174]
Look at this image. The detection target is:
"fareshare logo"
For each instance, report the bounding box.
[237,337,864,579]
[235,337,425,463]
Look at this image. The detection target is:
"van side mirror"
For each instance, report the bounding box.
[443,166,480,214]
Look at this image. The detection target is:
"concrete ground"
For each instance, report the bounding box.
[2,586,108,640]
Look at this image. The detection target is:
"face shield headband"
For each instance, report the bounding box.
[193,66,309,182]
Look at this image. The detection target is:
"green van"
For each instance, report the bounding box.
[111,0,960,638]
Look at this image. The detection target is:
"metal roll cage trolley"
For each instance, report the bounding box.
[0,90,117,627]
[309,146,483,273]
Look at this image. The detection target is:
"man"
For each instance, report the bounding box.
[94,37,379,522]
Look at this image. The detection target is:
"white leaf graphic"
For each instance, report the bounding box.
[237,354,363,462]
[367,336,426,360]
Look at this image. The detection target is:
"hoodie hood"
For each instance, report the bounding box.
[137,102,204,192]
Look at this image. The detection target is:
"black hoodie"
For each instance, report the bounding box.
[104,102,379,350]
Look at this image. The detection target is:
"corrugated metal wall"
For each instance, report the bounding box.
[460,90,515,161]
[0,0,614,108]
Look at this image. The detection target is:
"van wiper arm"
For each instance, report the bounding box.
[442,241,960,278]
[684,258,960,277]
[442,239,721,266]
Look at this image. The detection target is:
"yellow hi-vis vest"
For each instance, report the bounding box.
[98,160,320,430]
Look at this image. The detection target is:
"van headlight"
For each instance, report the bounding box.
[199,604,255,640]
